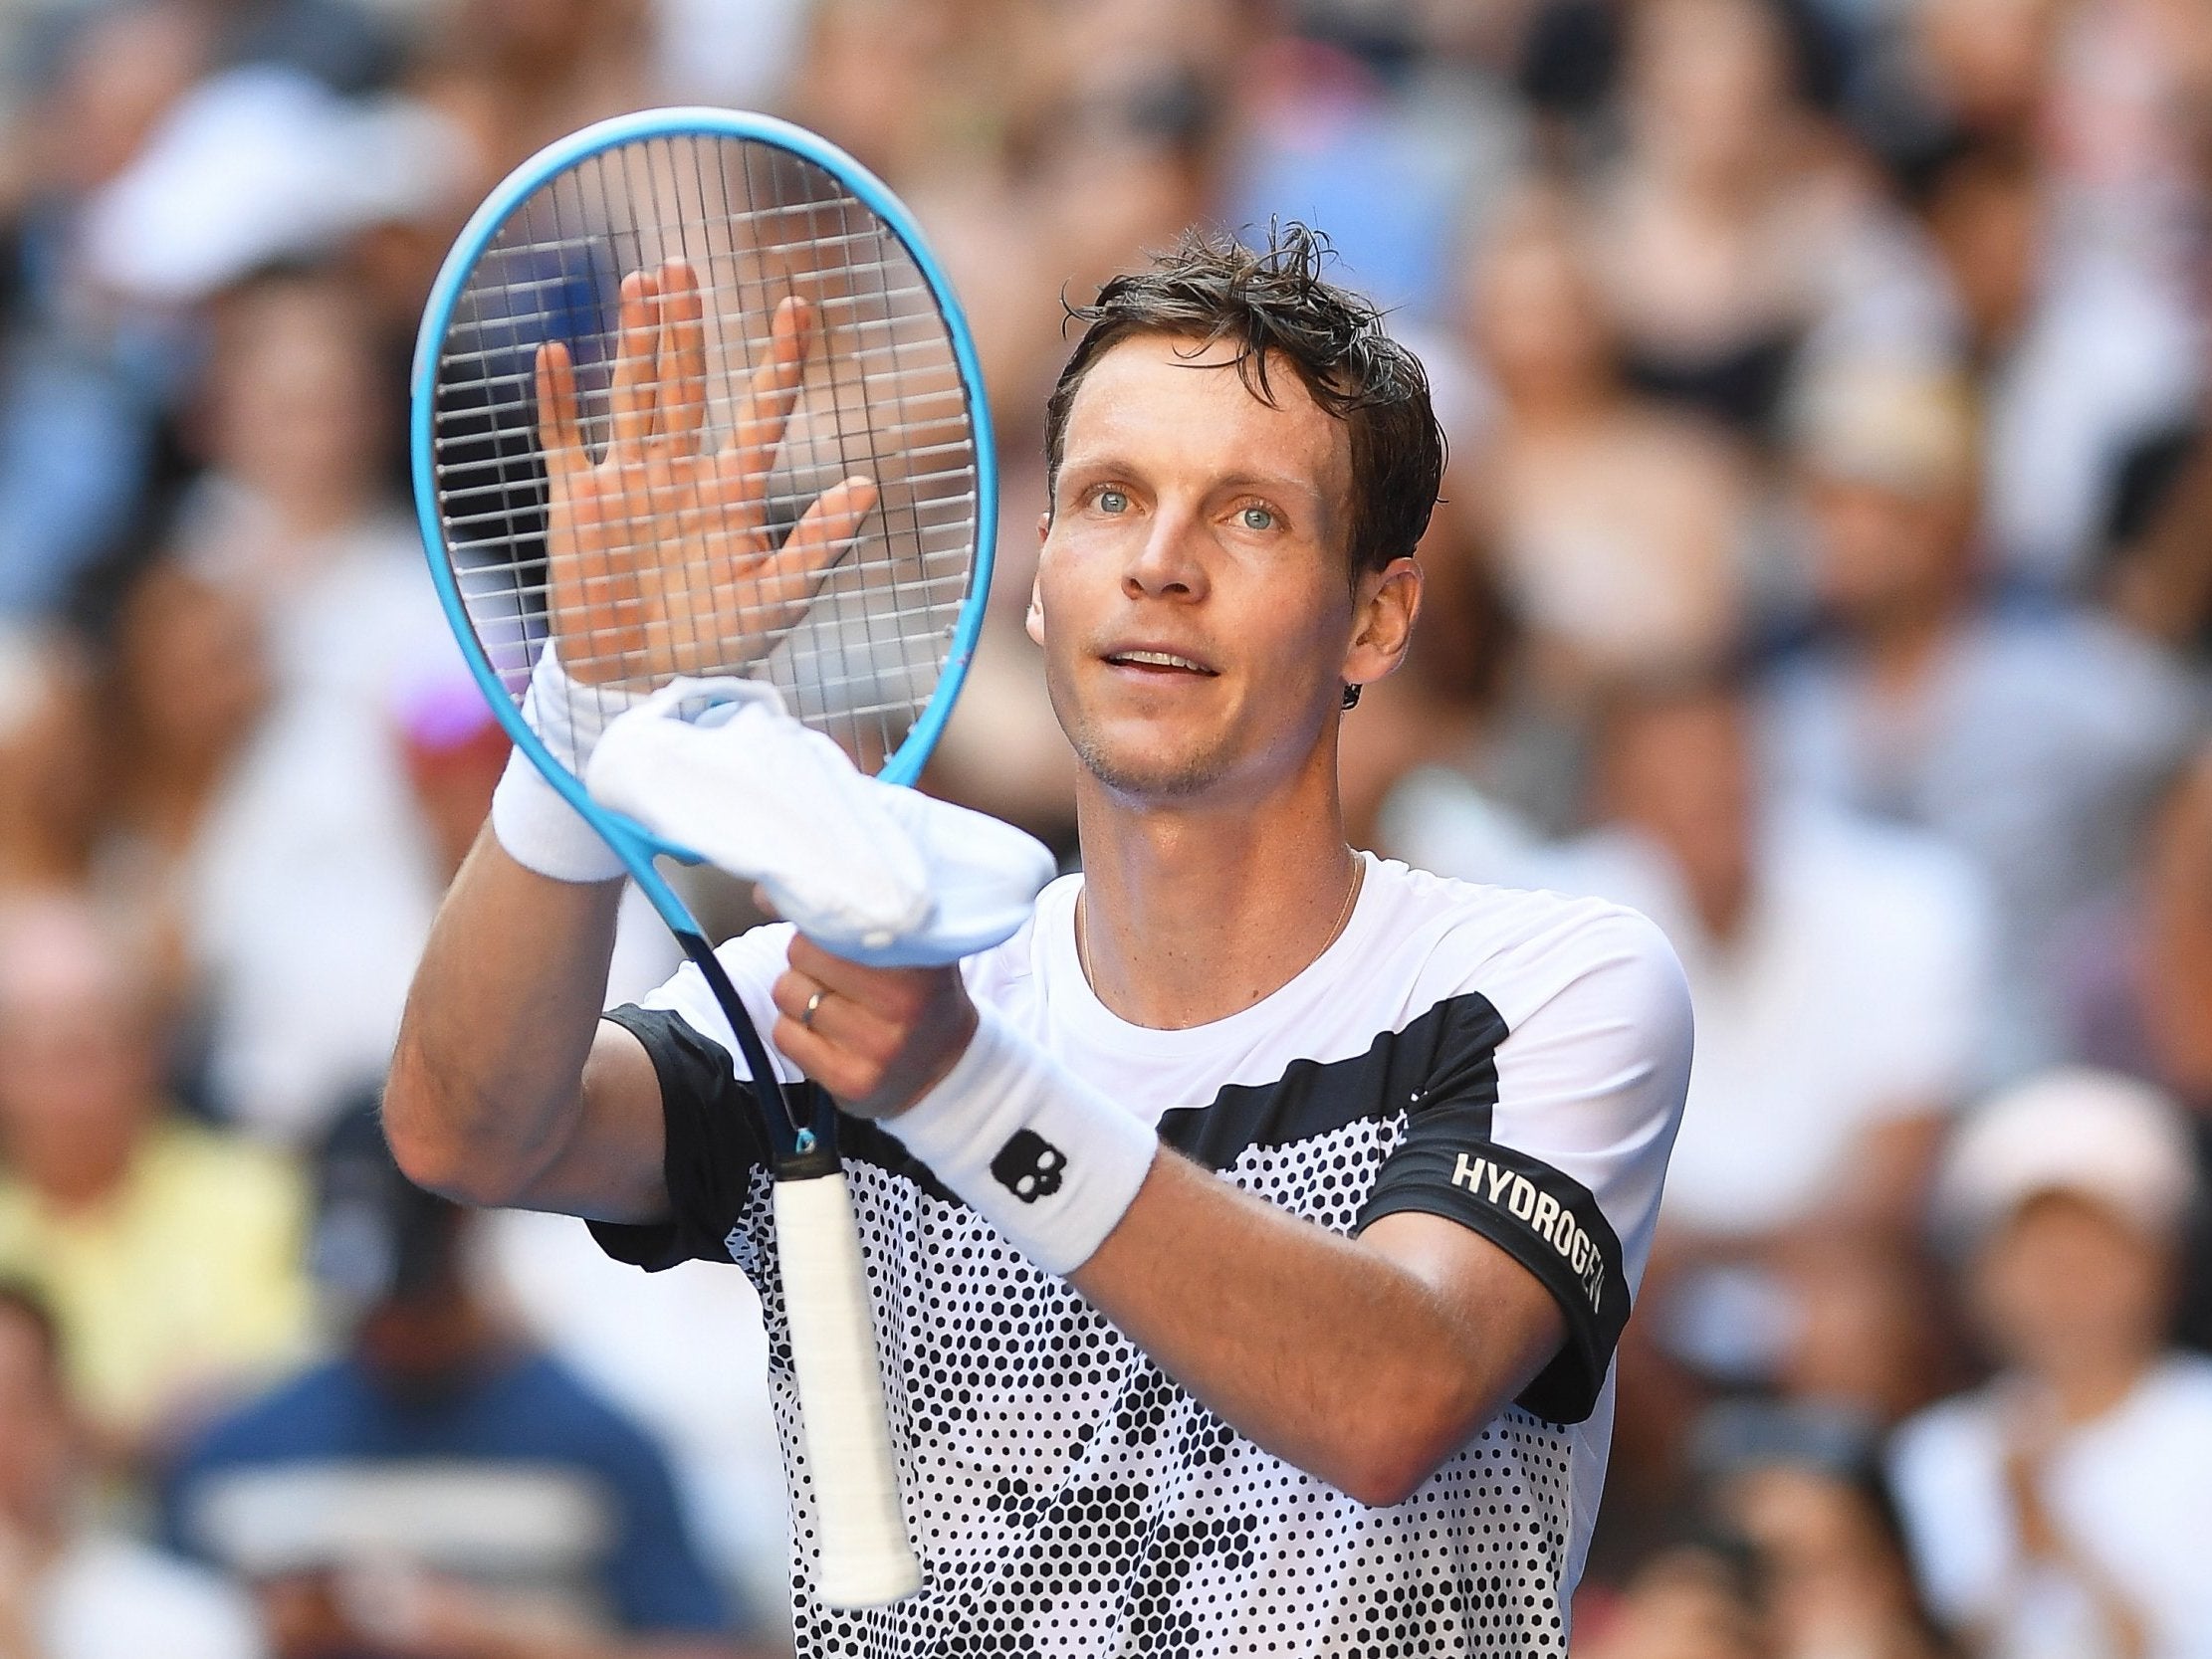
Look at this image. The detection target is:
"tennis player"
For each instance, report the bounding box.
[387,224,1691,1655]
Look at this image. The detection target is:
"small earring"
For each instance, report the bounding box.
[1341,683,1362,711]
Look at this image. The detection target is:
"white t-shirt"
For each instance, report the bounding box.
[590,855,1691,1656]
[1888,1355,2212,1659]
[39,1534,266,1659]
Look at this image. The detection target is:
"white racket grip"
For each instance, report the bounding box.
[774,1171,923,1608]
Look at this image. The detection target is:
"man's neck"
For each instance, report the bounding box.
[1852,585,1966,695]
[1073,756,1363,1030]
[2040,1350,2157,1429]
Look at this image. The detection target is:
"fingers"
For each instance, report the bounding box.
[534,340,582,481]
[653,258,709,450]
[725,296,818,479]
[774,475,879,592]
[785,932,919,1004]
[608,268,661,453]
[769,965,898,1093]
[771,949,973,1114]
[779,937,955,1040]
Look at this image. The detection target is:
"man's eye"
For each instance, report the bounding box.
[1239,506,1275,531]
[1097,488,1129,514]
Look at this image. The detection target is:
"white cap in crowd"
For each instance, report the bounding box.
[80,66,472,306]
[1936,1067,2200,1246]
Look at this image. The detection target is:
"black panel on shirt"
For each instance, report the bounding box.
[585,1004,775,1271]
[1154,990,1509,1169]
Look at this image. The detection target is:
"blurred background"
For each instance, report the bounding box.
[0,0,2207,1653]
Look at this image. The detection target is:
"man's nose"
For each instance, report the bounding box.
[1122,504,1210,600]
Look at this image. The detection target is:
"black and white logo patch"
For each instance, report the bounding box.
[991,1131,1066,1202]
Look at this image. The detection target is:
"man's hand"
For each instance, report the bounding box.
[535,259,878,688]
[770,932,978,1119]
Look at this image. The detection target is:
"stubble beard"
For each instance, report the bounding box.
[1051,669,1234,802]
[1066,721,1229,802]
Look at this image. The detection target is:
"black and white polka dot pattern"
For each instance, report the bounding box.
[598,858,1691,1656]
[732,1114,1573,1657]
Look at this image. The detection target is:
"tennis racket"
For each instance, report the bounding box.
[409,107,996,1609]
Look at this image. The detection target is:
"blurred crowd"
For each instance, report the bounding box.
[0,0,2207,1654]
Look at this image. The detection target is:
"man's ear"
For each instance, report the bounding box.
[1340,556,1422,700]
[1025,512,1052,646]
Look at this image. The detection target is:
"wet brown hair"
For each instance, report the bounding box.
[1044,223,1445,583]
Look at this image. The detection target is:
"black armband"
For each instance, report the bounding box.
[1358,1108,1627,1424]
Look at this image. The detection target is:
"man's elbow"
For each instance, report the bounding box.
[1326,1375,1504,1509]
[1332,1455,1435,1511]
[381,1051,535,1209]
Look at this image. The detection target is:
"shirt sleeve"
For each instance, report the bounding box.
[1356,904,1691,1423]
[583,926,799,1273]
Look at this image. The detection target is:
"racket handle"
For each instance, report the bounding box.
[774,1170,924,1607]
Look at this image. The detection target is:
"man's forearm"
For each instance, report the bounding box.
[1069,1148,1564,1507]
[384,825,625,1206]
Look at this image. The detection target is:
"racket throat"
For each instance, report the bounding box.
[677,931,840,1176]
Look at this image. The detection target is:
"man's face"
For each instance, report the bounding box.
[1970,1190,2173,1379]
[1601,690,1755,879]
[1801,470,1969,626]
[0,912,156,1200]
[1029,332,1365,805]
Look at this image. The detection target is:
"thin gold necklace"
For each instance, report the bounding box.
[1077,852,1367,991]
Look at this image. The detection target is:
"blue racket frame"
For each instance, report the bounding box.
[409,106,999,935]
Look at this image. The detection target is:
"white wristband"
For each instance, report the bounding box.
[489,644,641,883]
[518,641,641,773]
[883,1005,1158,1276]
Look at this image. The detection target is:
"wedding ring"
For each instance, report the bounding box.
[801,988,826,1029]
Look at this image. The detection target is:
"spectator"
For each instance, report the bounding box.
[388,663,678,1008]
[409,0,652,198]
[0,627,100,893]
[1918,139,2202,588]
[2058,741,2212,1351]
[1889,1069,2212,1659]
[2101,423,2212,661]
[1395,657,1993,1253]
[0,0,211,618]
[1385,653,1983,1533]
[2065,742,2212,1117]
[1458,183,1752,688]
[1574,1539,1771,1659]
[1584,660,1992,1248]
[1699,1401,1954,1659]
[0,893,313,1465]
[168,264,459,1141]
[0,1282,266,1659]
[1768,1226,1962,1430]
[1765,357,2200,1075]
[94,561,269,1013]
[1584,0,1955,439]
[482,1211,792,1647]
[163,1105,757,1659]
[1335,510,1525,853]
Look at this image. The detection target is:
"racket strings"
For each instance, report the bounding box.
[430,131,980,769]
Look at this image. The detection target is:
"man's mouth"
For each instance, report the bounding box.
[1102,649,1218,677]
